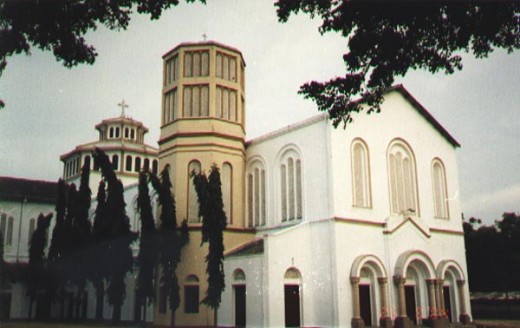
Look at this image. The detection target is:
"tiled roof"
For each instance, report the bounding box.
[0,176,57,204]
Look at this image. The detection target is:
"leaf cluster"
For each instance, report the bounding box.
[192,164,227,309]
[276,1,520,127]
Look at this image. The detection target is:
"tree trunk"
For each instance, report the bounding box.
[142,304,147,323]
[214,308,218,328]
[28,299,33,321]
[75,291,82,320]
[170,309,175,328]
[94,280,104,320]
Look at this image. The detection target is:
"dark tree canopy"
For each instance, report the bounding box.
[276,1,520,127]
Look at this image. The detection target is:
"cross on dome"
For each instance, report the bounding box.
[202,33,207,41]
[118,99,129,117]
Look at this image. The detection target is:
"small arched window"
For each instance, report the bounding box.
[351,139,371,208]
[279,149,303,222]
[134,157,141,172]
[247,160,266,227]
[6,216,13,246]
[115,127,120,138]
[188,160,202,223]
[112,154,119,171]
[109,127,114,138]
[125,155,133,172]
[184,275,200,314]
[84,155,92,170]
[152,160,158,175]
[388,140,419,215]
[144,158,150,172]
[28,218,36,242]
[432,159,449,218]
[131,129,135,140]
[222,163,232,224]
[124,127,129,139]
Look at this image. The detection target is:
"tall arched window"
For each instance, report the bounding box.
[152,160,158,175]
[144,158,150,172]
[432,159,449,218]
[247,160,266,227]
[280,149,303,222]
[388,140,418,215]
[222,163,232,224]
[188,160,202,223]
[351,139,371,208]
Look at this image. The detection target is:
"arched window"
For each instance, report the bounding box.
[144,158,150,172]
[247,160,266,227]
[115,127,120,138]
[112,154,119,171]
[280,149,303,222]
[388,140,418,215]
[432,159,449,218]
[152,160,158,175]
[6,216,13,246]
[188,160,202,223]
[109,127,114,138]
[134,157,141,172]
[28,218,36,242]
[125,155,133,172]
[124,127,129,139]
[131,129,135,140]
[222,163,232,224]
[184,275,200,313]
[351,139,371,207]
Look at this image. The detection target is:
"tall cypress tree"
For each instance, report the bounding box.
[91,180,108,320]
[47,179,69,319]
[192,164,227,318]
[93,147,136,323]
[150,165,189,327]
[27,213,53,319]
[135,171,157,322]
[71,158,92,319]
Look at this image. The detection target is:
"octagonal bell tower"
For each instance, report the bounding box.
[159,41,247,229]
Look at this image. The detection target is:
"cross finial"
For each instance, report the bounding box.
[202,33,207,41]
[118,99,129,117]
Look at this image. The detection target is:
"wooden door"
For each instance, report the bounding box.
[284,284,300,327]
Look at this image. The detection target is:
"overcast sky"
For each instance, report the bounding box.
[1,1,518,224]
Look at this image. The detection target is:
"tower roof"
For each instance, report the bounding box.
[162,40,246,66]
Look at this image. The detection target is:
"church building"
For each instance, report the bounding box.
[154,41,472,328]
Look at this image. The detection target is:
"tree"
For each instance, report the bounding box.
[93,147,137,323]
[91,180,109,321]
[192,164,227,321]
[150,165,189,327]
[26,213,53,319]
[276,1,520,127]
[0,0,205,108]
[70,158,92,319]
[135,171,158,322]
[47,179,70,319]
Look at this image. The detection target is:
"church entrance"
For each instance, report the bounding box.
[359,284,372,326]
[234,285,246,327]
[405,285,417,324]
[443,286,452,321]
[284,284,300,327]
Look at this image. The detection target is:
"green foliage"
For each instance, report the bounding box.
[0,0,205,108]
[150,165,189,322]
[135,172,158,316]
[93,147,137,322]
[192,164,227,309]
[276,1,520,127]
[464,213,520,293]
[91,180,108,320]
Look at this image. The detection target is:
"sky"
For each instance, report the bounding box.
[1,1,519,224]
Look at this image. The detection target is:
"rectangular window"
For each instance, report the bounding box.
[184,51,209,78]
[216,86,237,121]
[183,85,209,117]
[216,51,237,82]
[164,89,177,124]
[165,55,178,85]
[184,286,199,313]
